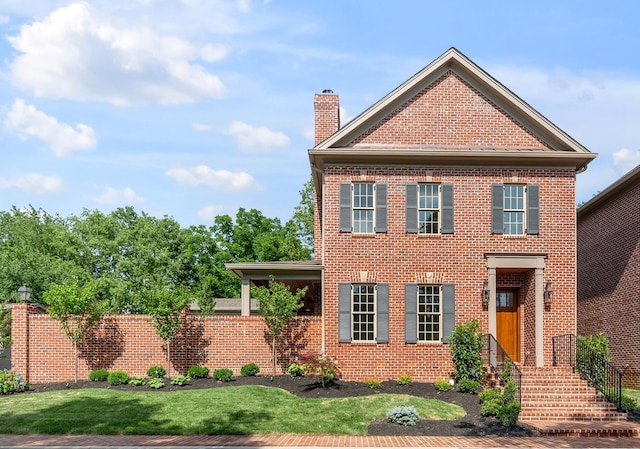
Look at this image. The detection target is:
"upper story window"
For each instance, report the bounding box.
[492,183,539,235]
[406,184,454,234]
[339,283,389,343]
[339,182,387,234]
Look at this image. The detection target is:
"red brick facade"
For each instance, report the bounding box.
[10,303,321,383]
[577,166,640,388]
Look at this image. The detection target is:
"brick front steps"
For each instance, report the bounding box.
[518,366,640,437]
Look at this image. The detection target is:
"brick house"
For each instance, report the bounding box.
[577,164,640,388]
[229,47,597,382]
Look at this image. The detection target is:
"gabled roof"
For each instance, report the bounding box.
[578,164,640,219]
[309,47,596,183]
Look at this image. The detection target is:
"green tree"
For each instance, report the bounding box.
[253,276,307,378]
[43,280,105,383]
[291,177,315,252]
[144,286,190,378]
[0,296,10,359]
[449,319,485,383]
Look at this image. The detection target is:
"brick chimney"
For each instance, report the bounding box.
[314,89,340,146]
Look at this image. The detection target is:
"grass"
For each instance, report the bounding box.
[0,385,464,435]
[623,388,640,409]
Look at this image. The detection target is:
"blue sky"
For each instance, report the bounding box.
[1,1,639,227]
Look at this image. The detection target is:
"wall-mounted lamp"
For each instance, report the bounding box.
[482,280,490,305]
[18,284,32,303]
[544,282,553,305]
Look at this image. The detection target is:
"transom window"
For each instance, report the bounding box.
[353,183,374,234]
[503,185,525,235]
[419,184,440,234]
[418,285,441,342]
[352,284,376,341]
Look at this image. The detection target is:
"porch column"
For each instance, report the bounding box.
[240,278,251,316]
[535,267,544,367]
[488,267,497,337]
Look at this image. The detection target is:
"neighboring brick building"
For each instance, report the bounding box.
[230,48,596,382]
[577,164,640,388]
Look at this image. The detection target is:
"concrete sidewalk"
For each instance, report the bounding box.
[1,434,639,448]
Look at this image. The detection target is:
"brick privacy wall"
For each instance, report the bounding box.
[351,70,550,149]
[11,303,322,384]
[322,166,576,382]
[314,93,339,146]
[577,182,640,388]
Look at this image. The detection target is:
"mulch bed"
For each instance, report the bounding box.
[27,375,540,437]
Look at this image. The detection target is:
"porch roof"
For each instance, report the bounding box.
[225,259,323,280]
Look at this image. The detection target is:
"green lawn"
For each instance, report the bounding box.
[623,388,640,409]
[0,385,464,435]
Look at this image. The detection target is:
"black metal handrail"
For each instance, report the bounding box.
[552,334,623,410]
[483,333,521,403]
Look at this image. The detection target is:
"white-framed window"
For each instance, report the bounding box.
[418,184,440,234]
[353,183,374,234]
[352,284,376,341]
[417,285,442,342]
[503,184,525,235]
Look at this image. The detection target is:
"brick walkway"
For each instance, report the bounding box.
[1,434,639,448]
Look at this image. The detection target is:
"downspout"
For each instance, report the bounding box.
[320,173,326,355]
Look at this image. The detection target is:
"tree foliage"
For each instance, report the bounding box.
[0,296,10,358]
[291,177,314,252]
[449,319,485,383]
[43,280,105,383]
[253,275,307,377]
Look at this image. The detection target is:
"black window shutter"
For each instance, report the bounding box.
[339,183,352,232]
[527,184,540,235]
[376,283,389,343]
[441,184,454,234]
[405,184,418,233]
[491,184,504,234]
[375,183,388,233]
[405,284,417,344]
[338,283,351,342]
[442,284,455,343]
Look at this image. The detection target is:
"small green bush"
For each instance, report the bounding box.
[148,377,165,389]
[397,374,412,386]
[498,400,521,427]
[129,377,146,386]
[170,375,190,386]
[213,368,233,382]
[502,378,517,404]
[365,379,381,389]
[449,319,484,383]
[187,365,210,379]
[435,379,451,392]
[456,379,481,393]
[479,387,502,404]
[620,394,638,413]
[240,363,260,377]
[147,365,166,378]
[88,368,109,382]
[286,363,305,377]
[386,405,420,426]
[0,370,30,394]
[479,388,503,417]
[107,370,130,386]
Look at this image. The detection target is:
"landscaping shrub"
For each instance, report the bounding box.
[449,319,484,383]
[107,370,130,386]
[365,379,381,389]
[479,388,503,416]
[286,362,305,377]
[89,368,109,382]
[386,406,420,426]
[498,400,521,427]
[434,379,451,392]
[147,365,166,378]
[240,363,260,377]
[171,375,190,386]
[397,374,412,386]
[187,365,210,379]
[0,370,30,394]
[620,394,638,413]
[148,377,165,389]
[213,368,233,382]
[456,379,481,393]
[501,378,517,404]
[129,377,146,386]
[300,353,340,387]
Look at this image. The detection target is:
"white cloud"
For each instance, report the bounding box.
[226,120,290,152]
[197,205,224,221]
[201,44,228,62]
[192,123,215,132]
[613,148,640,171]
[92,187,144,205]
[165,165,258,191]
[4,99,97,157]
[6,2,226,106]
[0,173,64,194]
